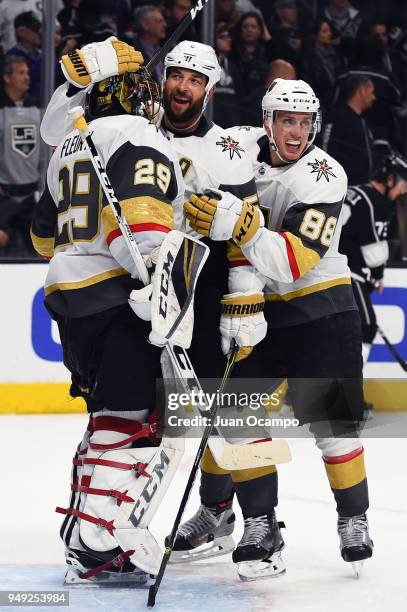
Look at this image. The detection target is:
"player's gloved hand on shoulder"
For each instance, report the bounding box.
[220,291,267,362]
[61,36,144,89]
[184,189,264,246]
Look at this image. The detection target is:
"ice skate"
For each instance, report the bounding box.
[338,513,373,577]
[64,553,148,587]
[232,512,286,581]
[170,501,235,563]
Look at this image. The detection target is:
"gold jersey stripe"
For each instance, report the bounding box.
[283,232,320,277]
[45,267,128,296]
[324,452,366,490]
[265,277,351,302]
[102,196,173,239]
[230,463,277,482]
[30,230,54,259]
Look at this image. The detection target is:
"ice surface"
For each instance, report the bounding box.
[0,415,406,611]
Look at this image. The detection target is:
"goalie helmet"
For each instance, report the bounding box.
[262,79,321,160]
[163,40,222,111]
[85,67,160,121]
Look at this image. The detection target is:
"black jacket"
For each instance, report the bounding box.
[320,104,373,185]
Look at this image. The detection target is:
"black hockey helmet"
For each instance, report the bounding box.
[85,66,160,121]
[372,148,407,183]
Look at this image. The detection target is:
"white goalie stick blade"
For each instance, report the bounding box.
[209,438,292,470]
[151,230,210,348]
[164,343,291,469]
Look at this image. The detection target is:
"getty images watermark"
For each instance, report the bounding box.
[166,389,300,429]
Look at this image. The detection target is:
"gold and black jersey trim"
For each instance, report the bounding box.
[31,184,57,258]
[45,267,128,296]
[265,281,357,328]
[103,196,173,245]
[265,277,351,302]
[45,271,142,318]
[30,229,54,259]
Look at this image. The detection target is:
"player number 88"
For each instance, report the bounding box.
[299,208,337,246]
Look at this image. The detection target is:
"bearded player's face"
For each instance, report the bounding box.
[163,67,207,126]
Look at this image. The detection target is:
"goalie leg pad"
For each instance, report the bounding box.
[57,412,184,576]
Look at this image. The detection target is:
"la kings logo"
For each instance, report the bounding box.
[11,124,37,158]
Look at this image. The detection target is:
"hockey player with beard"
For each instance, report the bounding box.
[185,79,374,578]
[40,38,283,583]
[31,47,189,586]
[340,149,407,368]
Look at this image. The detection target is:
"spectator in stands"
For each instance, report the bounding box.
[265,58,296,87]
[323,0,362,40]
[231,11,271,125]
[58,0,115,48]
[321,74,376,185]
[215,0,250,32]
[100,0,130,39]
[133,5,167,83]
[7,12,42,103]
[164,0,199,42]
[54,21,76,88]
[213,22,242,127]
[366,18,404,90]
[0,56,41,256]
[269,0,303,71]
[0,0,42,53]
[322,0,363,66]
[301,18,342,112]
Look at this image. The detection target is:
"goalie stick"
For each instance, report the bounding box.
[68,106,290,470]
[376,325,407,372]
[147,343,238,609]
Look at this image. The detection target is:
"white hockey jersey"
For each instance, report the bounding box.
[32,114,185,317]
[226,126,357,327]
[40,84,262,294]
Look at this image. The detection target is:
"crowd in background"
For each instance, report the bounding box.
[0,0,407,259]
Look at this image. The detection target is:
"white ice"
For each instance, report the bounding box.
[0,414,406,611]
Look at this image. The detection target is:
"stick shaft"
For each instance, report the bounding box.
[376,325,407,372]
[146,0,211,73]
[147,345,238,608]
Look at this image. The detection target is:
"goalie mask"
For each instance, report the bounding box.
[86,67,161,122]
[163,40,222,116]
[262,79,321,164]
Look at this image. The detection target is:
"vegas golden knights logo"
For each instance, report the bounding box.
[11,124,37,158]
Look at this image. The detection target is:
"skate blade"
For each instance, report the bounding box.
[169,535,235,564]
[237,552,286,582]
[64,568,148,588]
[351,561,364,579]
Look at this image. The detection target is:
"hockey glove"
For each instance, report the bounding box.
[184,189,264,246]
[61,36,144,89]
[220,292,267,362]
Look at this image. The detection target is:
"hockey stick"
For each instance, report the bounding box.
[376,325,407,372]
[67,106,290,470]
[147,343,239,609]
[146,0,211,73]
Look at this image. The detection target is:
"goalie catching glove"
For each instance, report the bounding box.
[220,292,267,362]
[61,36,144,89]
[184,189,264,246]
